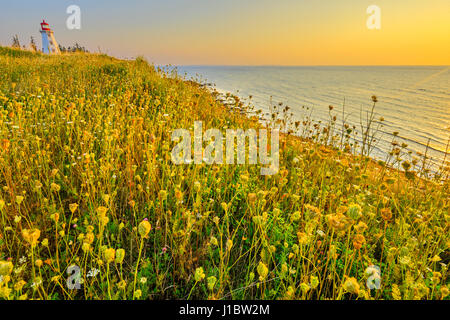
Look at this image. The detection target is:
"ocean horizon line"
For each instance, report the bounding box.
[174,64,450,68]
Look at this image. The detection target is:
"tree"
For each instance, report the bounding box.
[70,43,88,53]
[30,36,37,51]
[57,43,89,54]
[12,35,20,48]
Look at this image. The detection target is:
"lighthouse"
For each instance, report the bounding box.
[40,20,61,54]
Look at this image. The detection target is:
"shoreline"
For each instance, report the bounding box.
[178,65,449,172]
[196,81,448,183]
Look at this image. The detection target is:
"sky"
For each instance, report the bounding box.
[1,0,449,66]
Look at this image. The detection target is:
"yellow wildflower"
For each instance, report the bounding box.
[134,289,142,299]
[96,206,108,217]
[104,248,115,264]
[69,203,78,214]
[50,183,61,192]
[194,267,205,282]
[0,261,13,276]
[310,276,319,289]
[14,280,26,291]
[115,248,125,264]
[15,195,24,205]
[22,228,41,247]
[138,219,151,238]
[257,261,269,281]
[343,277,360,295]
[207,276,217,291]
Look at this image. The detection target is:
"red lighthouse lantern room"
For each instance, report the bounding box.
[40,20,51,31]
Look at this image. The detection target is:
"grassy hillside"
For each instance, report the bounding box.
[0,47,448,300]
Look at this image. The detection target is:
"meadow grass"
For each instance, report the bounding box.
[0,46,448,300]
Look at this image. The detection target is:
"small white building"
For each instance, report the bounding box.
[40,20,61,54]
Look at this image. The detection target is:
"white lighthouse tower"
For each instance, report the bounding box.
[40,20,61,54]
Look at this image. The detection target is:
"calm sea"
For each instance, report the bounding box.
[177,66,449,170]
